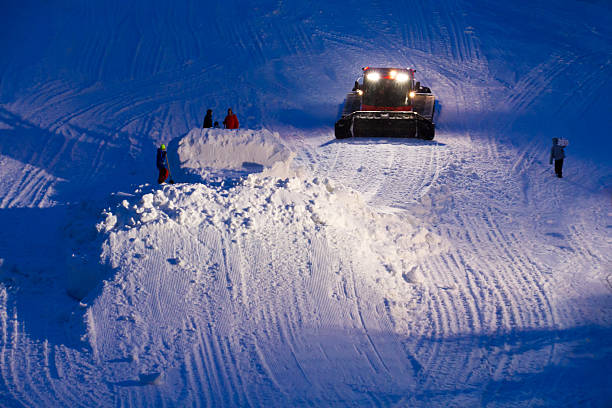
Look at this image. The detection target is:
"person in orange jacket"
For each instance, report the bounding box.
[223,108,239,129]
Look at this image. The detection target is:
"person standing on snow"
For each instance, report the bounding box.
[157,144,169,184]
[223,108,239,129]
[550,137,566,178]
[202,109,213,128]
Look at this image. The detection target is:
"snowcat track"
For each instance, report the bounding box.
[335,111,435,140]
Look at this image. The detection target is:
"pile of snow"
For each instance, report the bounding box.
[86,169,446,376]
[96,175,445,286]
[174,128,294,181]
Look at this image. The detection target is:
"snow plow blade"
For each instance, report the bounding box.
[335,111,435,140]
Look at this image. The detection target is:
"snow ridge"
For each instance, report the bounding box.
[175,128,294,181]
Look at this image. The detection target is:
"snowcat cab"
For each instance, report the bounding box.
[335,67,436,140]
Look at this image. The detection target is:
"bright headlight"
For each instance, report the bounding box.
[366,72,380,81]
[409,91,416,98]
[396,73,409,83]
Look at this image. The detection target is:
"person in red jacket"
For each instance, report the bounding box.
[223,108,239,129]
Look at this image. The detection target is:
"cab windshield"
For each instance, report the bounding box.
[362,70,412,107]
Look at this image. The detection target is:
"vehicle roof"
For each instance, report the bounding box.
[363,67,412,72]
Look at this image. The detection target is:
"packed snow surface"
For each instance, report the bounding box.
[0,0,611,406]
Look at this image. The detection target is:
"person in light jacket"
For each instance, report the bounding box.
[550,137,566,178]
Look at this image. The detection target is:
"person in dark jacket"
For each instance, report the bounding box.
[550,137,566,178]
[202,109,213,128]
[157,144,169,184]
[223,108,239,129]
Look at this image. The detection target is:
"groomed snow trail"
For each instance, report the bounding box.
[0,0,610,406]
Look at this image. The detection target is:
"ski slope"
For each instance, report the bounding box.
[0,0,611,406]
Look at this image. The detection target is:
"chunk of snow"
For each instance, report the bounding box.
[139,372,163,385]
[141,194,154,208]
[96,211,117,233]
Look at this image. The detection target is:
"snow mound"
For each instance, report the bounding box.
[175,128,294,181]
[86,172,446,374]
[98,176,444,279]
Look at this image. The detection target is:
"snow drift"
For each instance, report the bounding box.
[173,128,294,182]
